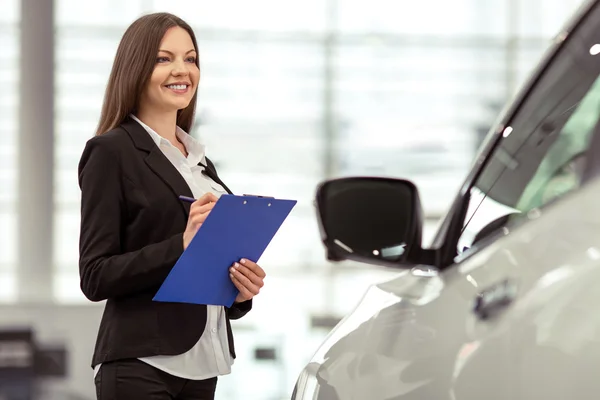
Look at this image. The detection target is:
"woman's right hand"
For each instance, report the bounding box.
[183,192,219,250]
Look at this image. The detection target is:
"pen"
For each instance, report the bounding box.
[178,195,197,203]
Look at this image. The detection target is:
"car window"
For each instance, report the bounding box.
[457,40,600,255]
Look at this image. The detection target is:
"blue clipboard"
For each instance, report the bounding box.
[153,194,297,307]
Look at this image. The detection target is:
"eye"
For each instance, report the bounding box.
[186,56,197,63]
[156,56,170,63]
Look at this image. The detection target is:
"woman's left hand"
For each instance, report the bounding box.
[230,259,266,303]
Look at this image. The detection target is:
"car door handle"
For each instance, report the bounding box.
[473,279,517,320]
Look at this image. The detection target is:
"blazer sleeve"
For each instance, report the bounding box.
[227,299,253,320]
[78,138,184,302]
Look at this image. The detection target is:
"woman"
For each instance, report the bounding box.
[78,12,265,400]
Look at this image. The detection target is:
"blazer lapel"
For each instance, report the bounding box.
[121,117,193,216]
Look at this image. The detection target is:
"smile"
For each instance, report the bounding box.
[165,84,190,93]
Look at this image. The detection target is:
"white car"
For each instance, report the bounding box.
[292,0,600,399]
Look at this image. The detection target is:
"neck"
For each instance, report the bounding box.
[136,108,179,142]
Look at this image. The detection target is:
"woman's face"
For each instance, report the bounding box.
[140,26,200,114]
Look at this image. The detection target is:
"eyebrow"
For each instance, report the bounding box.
[158,49,196,55]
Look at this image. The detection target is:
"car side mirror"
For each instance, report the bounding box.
[315,177,425,266]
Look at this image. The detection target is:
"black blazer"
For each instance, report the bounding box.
[78,117,252,368]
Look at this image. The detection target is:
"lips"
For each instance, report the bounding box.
[164,83,190,94]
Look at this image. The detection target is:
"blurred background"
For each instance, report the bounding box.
[0,0,586,398]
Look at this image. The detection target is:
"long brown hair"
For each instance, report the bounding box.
[95,12,200,136]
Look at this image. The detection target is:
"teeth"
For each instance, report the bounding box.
[167,84,187,90]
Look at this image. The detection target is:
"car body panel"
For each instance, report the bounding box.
[294,177,600,400]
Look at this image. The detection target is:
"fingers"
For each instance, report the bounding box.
[230,271,260,300]
[189,200,216,227]
[190,213,211,227]
[232,262,265,287]
[183,194,218,249]
[190,201,215,215]
[231,275,253,301]
[237,259,266,279]
[194,192,218,206]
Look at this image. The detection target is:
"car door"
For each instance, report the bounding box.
[441,1,600,398]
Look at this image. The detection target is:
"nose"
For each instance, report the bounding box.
[171,58,189,76]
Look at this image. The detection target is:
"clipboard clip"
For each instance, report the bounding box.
[243,194,275,199]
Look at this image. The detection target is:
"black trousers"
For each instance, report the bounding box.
[94,359,218,400]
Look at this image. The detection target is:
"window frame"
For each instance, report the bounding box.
[456,114,600,262]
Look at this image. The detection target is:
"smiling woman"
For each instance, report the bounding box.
[137,27,199,138]
[135,26,200,157]
[95,13,200,137]
[78,12,265,400]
